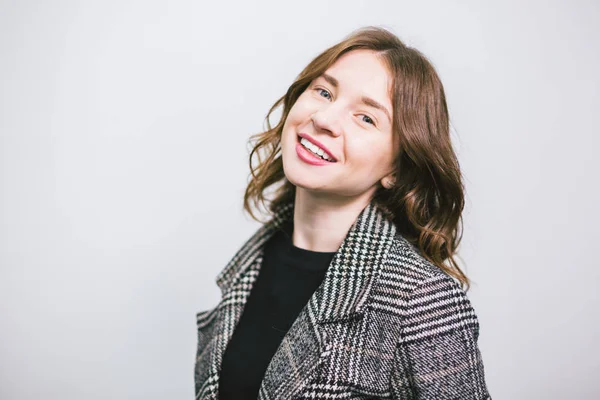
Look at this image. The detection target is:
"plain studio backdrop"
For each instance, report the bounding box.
[1,0,599,399]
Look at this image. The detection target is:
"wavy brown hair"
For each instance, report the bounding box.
[243,26,469,289]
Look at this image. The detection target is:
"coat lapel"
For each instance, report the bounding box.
[196,198,397,400]
[196,201,294,399]
[258,199,397,399]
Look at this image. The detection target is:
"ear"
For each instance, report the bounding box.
[381,172,396,189]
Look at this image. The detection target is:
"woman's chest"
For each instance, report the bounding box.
[195,300,404,400]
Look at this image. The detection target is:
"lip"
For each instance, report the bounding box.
[297,133,338,162]
[296,142,336,166]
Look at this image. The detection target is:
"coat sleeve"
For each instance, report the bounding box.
[389,274,491,399]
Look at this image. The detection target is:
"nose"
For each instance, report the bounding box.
[310,104,343,137]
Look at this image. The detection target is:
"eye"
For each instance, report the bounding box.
[361,114,376,126]
[316,88,332,100]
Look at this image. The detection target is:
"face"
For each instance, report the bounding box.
[280,49,397,201]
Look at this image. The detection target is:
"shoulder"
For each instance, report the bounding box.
[382,235,490,398]
[376,231,465,298]
[213,221,274,293]
[372,232,480,340]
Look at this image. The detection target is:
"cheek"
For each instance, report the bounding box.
[347,139,390,168]
[287,96,316,124]
[282,105,305,144]
[348,143,372,165]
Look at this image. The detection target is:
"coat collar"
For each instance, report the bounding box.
[215,197,398,324]
[197,197,398,399]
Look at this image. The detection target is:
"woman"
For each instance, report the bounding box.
[195,26,490,399]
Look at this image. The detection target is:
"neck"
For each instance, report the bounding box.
[291,187,376,252]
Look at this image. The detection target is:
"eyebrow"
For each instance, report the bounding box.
[320,73,392,124]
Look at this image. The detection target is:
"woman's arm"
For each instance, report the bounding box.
[390,274,491,399]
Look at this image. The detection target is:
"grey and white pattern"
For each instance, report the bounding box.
[195,198,491,399]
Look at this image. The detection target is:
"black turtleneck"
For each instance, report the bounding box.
[218,220,336,399]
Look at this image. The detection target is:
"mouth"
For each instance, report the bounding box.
[296,134,338,163]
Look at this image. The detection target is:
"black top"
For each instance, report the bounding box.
[218,220,336,399]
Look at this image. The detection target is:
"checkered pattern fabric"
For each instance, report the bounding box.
[195,199,490,399]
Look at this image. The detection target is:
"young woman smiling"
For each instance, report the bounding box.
[194,26,490,400]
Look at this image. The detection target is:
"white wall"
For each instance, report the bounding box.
[1,0,598,398]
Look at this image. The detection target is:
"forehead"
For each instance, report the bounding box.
[323,50,392,100]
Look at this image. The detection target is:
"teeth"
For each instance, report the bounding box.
[300,138,333,161]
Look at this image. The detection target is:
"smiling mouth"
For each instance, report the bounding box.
[297,135,337,163]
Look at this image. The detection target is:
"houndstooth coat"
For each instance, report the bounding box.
[194,198,491,399]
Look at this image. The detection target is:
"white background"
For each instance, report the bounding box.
[1,0,599,398]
